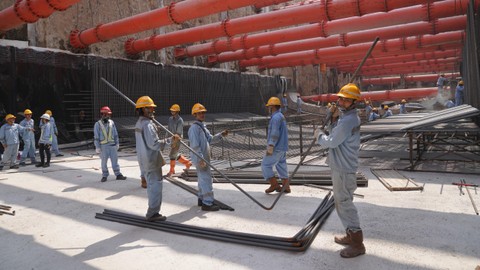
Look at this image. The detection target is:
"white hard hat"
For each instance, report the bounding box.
[40,113,50,120]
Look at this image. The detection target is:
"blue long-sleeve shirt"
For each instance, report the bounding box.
[0,123,24,145]
[399,104,407,114]
[93,119,119,149]
[368,112,380,122]
[39,122,53,144]
[267,110,288,152]
[188,121,223,165]
[19,118,35,141]
[317,109,360,173]
[168,115,184,137]
[135,116,168,173]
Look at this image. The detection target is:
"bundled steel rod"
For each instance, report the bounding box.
[462,179,479,215]
[96,192,334,251]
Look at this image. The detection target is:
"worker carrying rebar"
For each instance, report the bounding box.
[94,106,127,182]
[40,110,63,157]
[262,97,290,194]
[0,114,28,170]
[135,96,179,222]
[167,104,192,176]
[36,114,53,168]
[19,109,36,166]
[455,80,464,106]
[314,83,366,258]
[188,103,228,211]
[399,99,407,114]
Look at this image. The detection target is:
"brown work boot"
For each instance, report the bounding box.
[178,155,192,169]
[141,176,147,189]
[265,177,281,194]
[334,229,352,245]
[281,178,291,193]
[167,160,176,176]
[340,230,366,258]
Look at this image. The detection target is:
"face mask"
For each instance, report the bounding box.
[102,117,109,123]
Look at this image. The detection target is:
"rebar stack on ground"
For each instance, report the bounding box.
[96,192,335,251]
[0,204,15,216]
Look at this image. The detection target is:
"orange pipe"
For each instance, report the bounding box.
[127,0,441,55]
[361,73,461,85]
[239,31,464,68]
[0,0,81,32]
[354,64,458,76]
[337,57,460,71]
[69,0,289,48]
[257,43,462,70]
[303,87,439,103]
[209,15,466,64]
[178,0,473,59]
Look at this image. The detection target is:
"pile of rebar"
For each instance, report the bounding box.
[95,192,335,251]
[0,204,15,216]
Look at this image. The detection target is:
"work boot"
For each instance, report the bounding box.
[334,229,352,245]
[167,160,175,176]
[146,213,167,222]
[340,230,366,258]
[101,177,107,182]
[141,176,147,188]
[201,204,220,211]
[19,162,26,166]
[0,166,3,171]
[265,177,281,194]
[35,163,44,168]
[116,174,127,180]
[178,155,192,169]
[198,198,203,206]
[42,163,50,168]
[10,165,19,169]
[281,178,291,193]
[56,153,64,157]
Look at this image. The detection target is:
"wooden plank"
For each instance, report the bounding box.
[371,169,423,191]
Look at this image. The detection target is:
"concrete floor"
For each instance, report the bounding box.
[1,150,479,270]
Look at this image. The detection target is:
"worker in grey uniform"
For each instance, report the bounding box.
[167,104,191,176]
[135,96,179,222]
[36,114,53,168]
[0,114,27,170]
[94,106,126,182]
[42,110,63,157]
[188,103,228,211]
[315,83,366,258]
[19,109,36,165]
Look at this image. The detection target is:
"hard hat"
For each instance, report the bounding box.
[401,99,407,103]
[337,83,361,100]
[135,96,157,108]
[191,103,207,115]
[459,80,464,85]
[384,105,389,110]
[40,114,50,120]
[327,102,332,108]
[170,104,180,112]
[5,114,15,120]
[266,97,281,107]
[24,109,32,115]
[100,106,112,114]
[365,100,370,105]
[373,107,378,112]
[45,110,52,116]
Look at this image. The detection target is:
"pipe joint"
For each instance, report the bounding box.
[26,0,48,19]
[226,37,233,51]
[167,2,181,25]
[316,21,327,38]
[422,3,432,22]
[240,35,248,49]
[338,33,347,47]
[69,29,87,48]
[221,19,233,37]
[430,19,438,35]
[94,24,108,42]
[46,0,68,11]
[321,0,331,21]
[14,0,38,23]
[268,44,277,56]
[125,38,137,55]
[355,0,362,16]
[211,40,221,54]
[383,0,389,12]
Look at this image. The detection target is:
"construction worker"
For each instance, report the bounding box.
[135,96,178,221]
[36,114,53,168]
[314,83,366,258]
[94,106,126,182]
[167,104,191,176]
[364,100,372,122]
[42,110,63,157]
[436,74,447,100]
[368,107,380,122]
[455,80,464,106]
[382,105,393,118]
[262,97,290,194]
[188,103,228,211]
[296,93,302,114]
[281,93,288,113]
[19,109,36,166]
[0,114,27,170]
[399,99,407,114]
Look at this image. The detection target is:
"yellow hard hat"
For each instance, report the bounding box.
[45,110,52,116]
[5,114,15,120]
[337,83,361,100]
[327,102,332,108]
[384,105,389,110]
[401,99,407,103]
[24,109,32,115]
[459,80,464,85]
[170,104,180,112]
[266,97,281,106]
[191,103,207,115]
[135,96,157,108]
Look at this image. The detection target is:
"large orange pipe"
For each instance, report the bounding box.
[177,0,473,59]
[126,0,441,55]
[337,57,460,71]
[257,43,462,70]
[209,15,466,64]
[239,31,464,68]
[354,64,458,76]
[69,0,289,48]
[0,0,81,32]
[303,87,439,103]
[361,73,461,85]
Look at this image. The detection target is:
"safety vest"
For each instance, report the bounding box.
[98,120,114,145]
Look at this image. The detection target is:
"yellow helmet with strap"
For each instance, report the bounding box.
[191,103,207,115]
[337,83,361,100]
[135,96,157,108]
[266,97,281,106]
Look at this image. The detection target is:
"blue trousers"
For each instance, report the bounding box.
[100,144,121,177]
[145,169,163,218]
[197,166,214,206]
[331,169,361,231]
[1,144,19,167]
[51,133,61,155]
[261,150,288,180]
[20,139,36,163]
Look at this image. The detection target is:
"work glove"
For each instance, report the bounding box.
[221,129,229,137]
[314,128,325,141]
[266,145,274,156]
[116,144,120,151]
[172,134,181,142]
[96,148,101,154]
[198,160,207,170]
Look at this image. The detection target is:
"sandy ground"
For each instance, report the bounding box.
[0,150,479,270]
